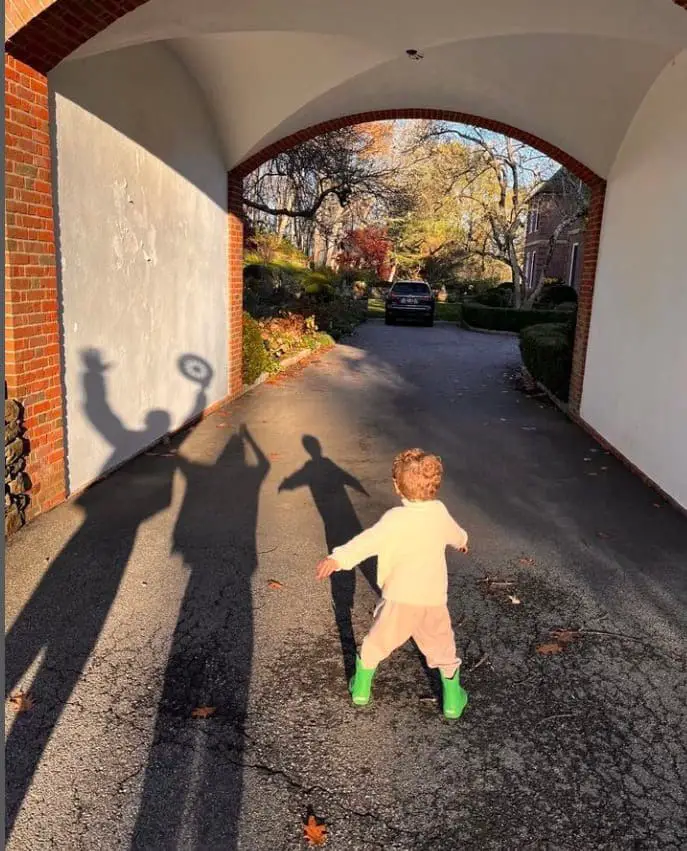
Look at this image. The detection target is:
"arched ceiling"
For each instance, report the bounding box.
[60,0,687,176]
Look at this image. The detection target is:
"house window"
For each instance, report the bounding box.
[568,242,580,288]
[528,202,540,234]
[525,251,537,288]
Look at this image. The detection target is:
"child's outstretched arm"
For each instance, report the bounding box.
[315,517,387,580]
[443,508,469,553]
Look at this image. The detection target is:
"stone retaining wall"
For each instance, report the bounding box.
[5,398,29,536]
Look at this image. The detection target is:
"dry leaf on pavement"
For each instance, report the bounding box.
[550,628,581,645]
[507,594,522,605]
[536,627,581,656]
[518,557,535,566]
[303,815,327,846]
[267,580,284,590]
[9,691,35,713]
[191,706,216,719]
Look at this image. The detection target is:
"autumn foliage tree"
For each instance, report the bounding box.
[337,225,393,278]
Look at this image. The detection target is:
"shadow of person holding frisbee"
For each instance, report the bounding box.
[5,349,213,840]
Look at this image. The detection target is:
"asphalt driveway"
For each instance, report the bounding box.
[5,323,687,850]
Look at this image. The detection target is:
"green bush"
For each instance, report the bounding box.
[463,303,569,332]
[298,296,367,340]
[535,283,578,307]
[244,231,309,267]
[519,322,573,401]
[242,312,270,385]
[554,301,578,313]
[473,281,516,308]
[303,270,335,296]
[475,289,511,308]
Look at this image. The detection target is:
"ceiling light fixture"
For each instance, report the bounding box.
[406,49,424,61]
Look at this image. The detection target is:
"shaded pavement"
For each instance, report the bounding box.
[5,324,687,849]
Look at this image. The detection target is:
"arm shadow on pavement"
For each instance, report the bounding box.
[130,422,269,851]
[279,435,379,683]
[4,349,211,840]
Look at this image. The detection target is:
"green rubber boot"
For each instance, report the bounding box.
[349,656,376,706]
[441,669,468,719]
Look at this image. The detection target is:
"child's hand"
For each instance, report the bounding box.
[459,544,469,554]
[315,557,338,580]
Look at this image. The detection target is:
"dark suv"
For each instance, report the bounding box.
[385,280,435,326]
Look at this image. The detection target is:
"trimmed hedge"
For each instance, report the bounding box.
[519,322,573,401]
[243,312,270,385]
[534,283,578,307]
[462,302,568,332]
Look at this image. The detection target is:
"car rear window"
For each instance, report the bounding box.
[391,282,430,295]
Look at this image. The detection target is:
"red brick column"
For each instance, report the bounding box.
[568,182,606,413]
[4,55,66,516]
[227,173,245,398]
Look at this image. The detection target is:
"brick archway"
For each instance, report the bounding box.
[229,108,607,416]
[6,3,685,520]
[5,0,151,72]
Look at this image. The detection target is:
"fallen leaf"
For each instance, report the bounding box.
[536,642,564,655]
[9,691,35,713]
[519,557,535,566]
[507,594,522,605]
[191,706,216,719]
[303,815,327,846]
[550,628,581,645]
[267,579,284,590]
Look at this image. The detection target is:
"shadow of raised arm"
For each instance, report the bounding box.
[81,348,127,449]
[239,424,270,473]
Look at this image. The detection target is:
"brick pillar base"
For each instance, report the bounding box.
[227,173,244,398]
[4,55,65,518]
[569,182,606,414]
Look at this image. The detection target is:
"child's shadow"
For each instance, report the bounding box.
[279,436,378,681]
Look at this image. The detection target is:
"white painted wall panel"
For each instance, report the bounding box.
[52,43,229,494]
[581,51,687,508]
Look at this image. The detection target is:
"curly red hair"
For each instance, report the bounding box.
[392,449,443,501]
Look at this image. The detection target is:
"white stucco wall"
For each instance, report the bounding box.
[52,43,229,494]
[581,51,687,509]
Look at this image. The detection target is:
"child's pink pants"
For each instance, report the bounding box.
[360,600,461,678]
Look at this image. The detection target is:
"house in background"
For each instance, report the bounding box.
[524,168,588,292]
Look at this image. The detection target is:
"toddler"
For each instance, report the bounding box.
[315,448,469,718]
